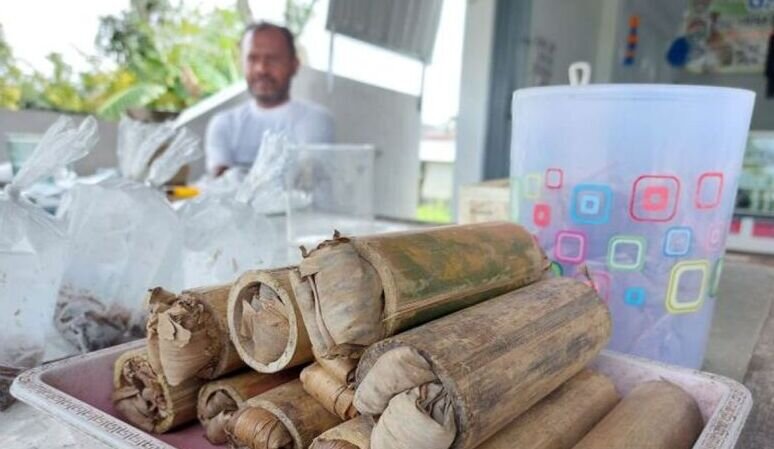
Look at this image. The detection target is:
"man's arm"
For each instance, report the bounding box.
[205,114,233,177]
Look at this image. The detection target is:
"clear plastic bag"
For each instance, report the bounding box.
[179,132,280,288]
[0,116,97,409]
[56,118,200,353]
[239,131,291,214]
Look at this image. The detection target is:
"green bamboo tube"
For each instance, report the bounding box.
[292,222,548,358]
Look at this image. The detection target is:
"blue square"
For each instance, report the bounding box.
[664,227,692,257]
[571,184,613,224]
[580,195,601,214]
[624,287,646,307]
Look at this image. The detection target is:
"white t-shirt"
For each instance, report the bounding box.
[205,99,334,173]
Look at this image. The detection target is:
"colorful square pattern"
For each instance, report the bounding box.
[554,230,587,264]
[546,168,563,189]
[575,270,612,303]
[630,175,680,222]
[607,235,647,271]
[665,260,709,314]
[664,227,692,257]
[533,204,551,228]
[571,184,613,224]
[710,258,724,298]
[696,172,724,209]
[523,173,542,200]
[624,287,646,308]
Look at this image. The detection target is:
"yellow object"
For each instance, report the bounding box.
[168,185,200,199]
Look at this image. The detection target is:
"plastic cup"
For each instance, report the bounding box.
[510,84,755,368]
[6,133,42,176]
[285,144,376,247]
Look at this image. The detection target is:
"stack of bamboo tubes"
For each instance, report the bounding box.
[109,222,705,449]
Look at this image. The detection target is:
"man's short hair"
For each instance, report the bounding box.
[242,21,297,59]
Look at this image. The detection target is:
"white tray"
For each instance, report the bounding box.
[11,341,752,449]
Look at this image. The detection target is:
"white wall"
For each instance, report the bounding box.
[292,67,421,219]
[525,0,607,86]
[0,67,421,219]
[608,0,686,84]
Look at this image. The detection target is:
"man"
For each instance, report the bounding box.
[205,22,334,176]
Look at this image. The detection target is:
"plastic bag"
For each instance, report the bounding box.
[56,117,200,353]
[178,132,280,288]
[239,132,291,214]
[0,116,97,409]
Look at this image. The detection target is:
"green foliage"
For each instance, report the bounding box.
[416,201,453,224]
[94,0,246,116]
[0,1,248,119]
[97,83,166,119]
[285,0,319,37]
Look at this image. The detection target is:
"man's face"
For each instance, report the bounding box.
[244,28,298,106]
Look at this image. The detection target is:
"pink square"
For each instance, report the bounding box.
[696,172,724,209]
[708,223,725,251]
[533,204,551,228]
[643,186,670,211]
[545,168,563,189]
[554,231,587,264]
[576,270,612,303]
[630,175,681,222]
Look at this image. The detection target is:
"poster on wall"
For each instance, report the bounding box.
[683,0,774,73]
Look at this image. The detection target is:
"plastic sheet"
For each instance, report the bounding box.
[0,116,97,409]
[178,132,279,288]
[56,117,199,353]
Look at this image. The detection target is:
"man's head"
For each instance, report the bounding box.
[241,22,299,108]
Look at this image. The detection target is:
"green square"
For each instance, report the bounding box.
[607,235,647,271]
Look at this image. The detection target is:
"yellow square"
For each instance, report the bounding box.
[523,173,542,200]
[665,260,709,314]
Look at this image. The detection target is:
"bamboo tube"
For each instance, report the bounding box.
[146,284,242,386]
[292,222,548,359]
[311,416,375,449]
[314,370,618,449]
[301,363,358,420]
[572,381,703,449]
[227,267,314,373]
[197,370,299,445]
[111,348,204,433]
[477,370,619,449]
[353,277,611,449]
[144,287,178,373]
[317,357,358,386]
[227,379,342,449]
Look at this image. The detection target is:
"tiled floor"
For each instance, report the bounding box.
[706,252,774,449]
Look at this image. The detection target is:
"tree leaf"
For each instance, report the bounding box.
[97,82,166,119]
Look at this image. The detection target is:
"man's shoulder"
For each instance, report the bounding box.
[290,99,333,121]
[209,100,253,127]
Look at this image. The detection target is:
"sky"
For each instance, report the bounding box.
[0,0,466,126]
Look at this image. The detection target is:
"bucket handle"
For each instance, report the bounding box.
[568,62,592,86]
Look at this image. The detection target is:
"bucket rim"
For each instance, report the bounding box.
[513,84,755,101]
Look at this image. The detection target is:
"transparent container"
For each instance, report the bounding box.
[510,84,755,368]
[285,144,376,247]
[5,133,42,176]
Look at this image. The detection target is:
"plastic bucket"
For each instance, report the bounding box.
[509,84,755,368]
